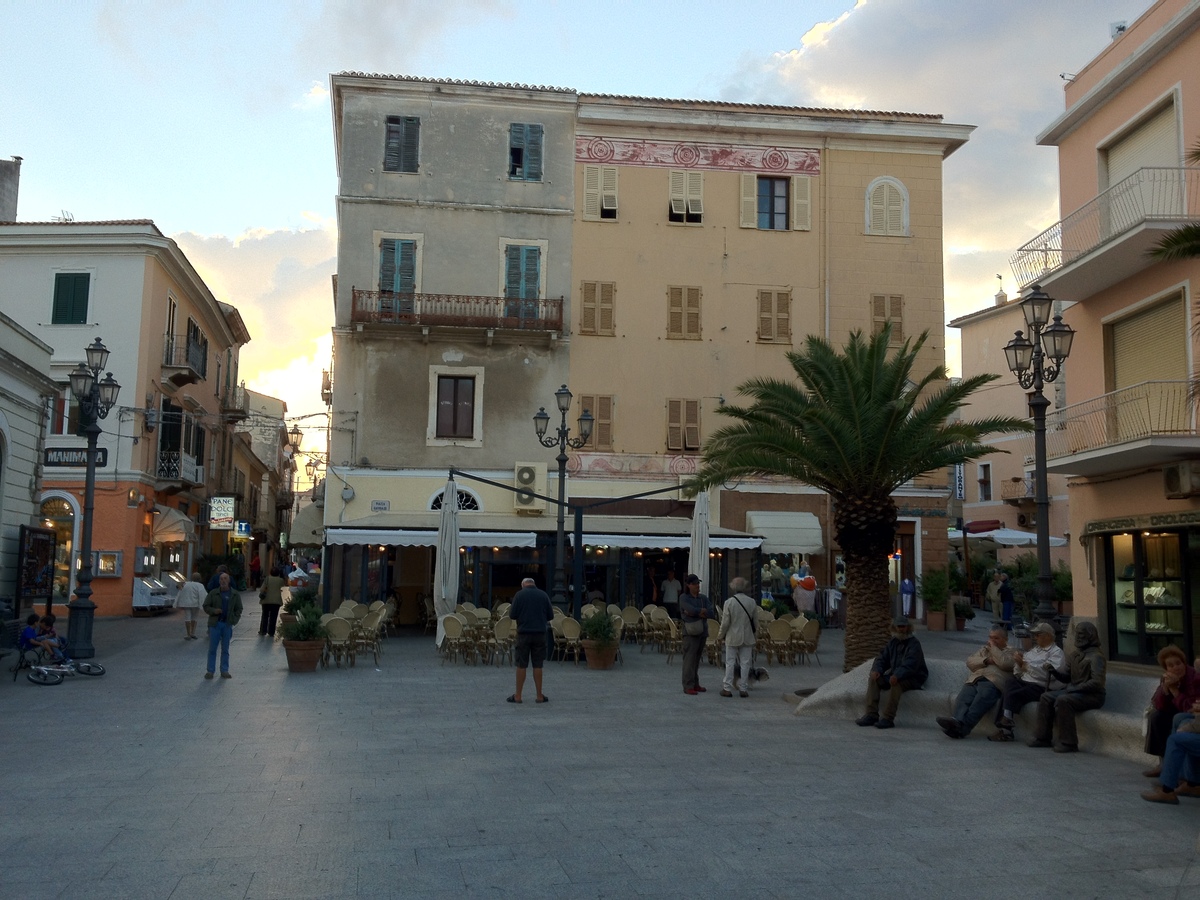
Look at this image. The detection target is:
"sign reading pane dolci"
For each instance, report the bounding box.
[209,496,236,530]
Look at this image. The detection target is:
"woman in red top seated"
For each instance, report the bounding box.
[1144,645,1200,778]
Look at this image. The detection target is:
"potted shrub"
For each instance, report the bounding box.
[280,587,318,627]
[919,567,949,631]
[579,609,619,670]
[279,605,328,672]
[953,600,976,631]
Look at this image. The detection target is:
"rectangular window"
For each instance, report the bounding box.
[667,286,701,340]
[871,294,904,344]
[667,399,701,451]
[668,170,703,223]
[579,281,615,335]
[383,116,420,173]
[757,177,789,230]
[579,394,613,451]
[379,237,418,316]
[583,165,618,220]
[52,273,90,324]
[436,376,476,439]
[978,462,992,502]
[48,387,79,436]
[504,245,541,320]
[757,290,791,342]
[508,123,544,181]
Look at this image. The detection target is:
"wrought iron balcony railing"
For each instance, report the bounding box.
[221,383,249,420]
[351,289,564,332]
[157,451,202,485]
[1045,380,1197,460]
[1011,167,1200,288]
[162,334,208,379]
[1000,478,1035,502]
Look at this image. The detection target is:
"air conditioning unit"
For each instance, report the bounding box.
[1163,461,1200,499]
[1017,512,1036,528]
[513,462,547,513]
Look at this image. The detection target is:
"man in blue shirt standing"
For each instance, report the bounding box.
[203,571,243,680]
[508,577,553,704]
[680,574,714,695]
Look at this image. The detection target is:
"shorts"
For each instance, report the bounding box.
[179,607,200,623]
[514,632,547,669]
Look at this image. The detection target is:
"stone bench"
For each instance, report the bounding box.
[794,658,1157,763]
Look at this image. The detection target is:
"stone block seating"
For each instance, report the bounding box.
[795,658,1158,763]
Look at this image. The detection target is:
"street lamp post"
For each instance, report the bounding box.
[533,385,594,610]
[66,338,121,658]
[1004,285,1074,633]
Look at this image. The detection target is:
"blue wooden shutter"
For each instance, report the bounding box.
[379,239,398,291]
[525,124,543,181]
[504,245,523,299]
[397,241,416,292]
[520,246,540,299]
[509,124,525,178]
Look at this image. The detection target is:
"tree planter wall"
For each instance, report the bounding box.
[282,639,324,672]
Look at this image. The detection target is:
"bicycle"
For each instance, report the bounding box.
[11,647,105,685]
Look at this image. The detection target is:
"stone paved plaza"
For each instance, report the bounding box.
[2,596,1198,899]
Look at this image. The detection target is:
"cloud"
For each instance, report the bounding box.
[295,81,330,110]
[173,224,337,417]
[714,0,1151,372]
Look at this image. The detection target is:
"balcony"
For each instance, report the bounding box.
[162,334,209,386]
[351,289,564,338]
[1010,167,1200,299]
[157,451,203,488]
[275,490,294,511]
[221,383,249,422]
[1000,478,1035,504]
[1045,380,1200,477]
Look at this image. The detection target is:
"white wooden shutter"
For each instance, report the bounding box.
[600,166,618,213]
[792,176,811,231]
[667,399,683,450]
[668,286,684,337]
[872,294,903,342]
[598,282,615,334]
[683,400,701,449]
[584,394,612,450]
[686,171,703,216]
[885,184,903,235]
[1106,104,1179,187]
[580,281,598,333]
[583,166,601,220]
[669,170,687,215]
[685,286,701,338]
[740,173,757,228]
[758,290,775,340]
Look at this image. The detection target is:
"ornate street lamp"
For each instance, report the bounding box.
[66,337,121,658]
[1004,286,1074,633]
[289,423,304,450]
[533,384,594,609]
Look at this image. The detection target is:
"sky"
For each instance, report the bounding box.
[0,0,1161,438]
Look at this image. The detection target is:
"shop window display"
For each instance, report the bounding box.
[1109,531,1188,662]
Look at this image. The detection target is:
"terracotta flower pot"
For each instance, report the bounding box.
[926,611,946,632]
[282,639,324,672]
[581,639,618,670]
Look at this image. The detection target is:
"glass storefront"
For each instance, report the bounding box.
[1106,528,1199,664]
[39,497,75,604]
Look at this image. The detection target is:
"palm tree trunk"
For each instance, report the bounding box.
[842,547,894,671]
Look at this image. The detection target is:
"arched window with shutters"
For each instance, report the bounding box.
[864,176,909,236]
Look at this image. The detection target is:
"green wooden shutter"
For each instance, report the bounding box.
[384,117,402,171]
[52,273,90,324]
[379,240,398,291]
[397,241,416,292]
[400,117,419,172]
[525,124,543,181]
[384,117,419,172]
[509,124,525,178]
[504,245,523,298]
[521,246,540,299]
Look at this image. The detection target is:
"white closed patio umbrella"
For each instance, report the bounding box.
[433,476,460,647]
[689,489,710,588]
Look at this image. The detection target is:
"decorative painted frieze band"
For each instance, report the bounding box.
[576,137,820,175]
[567,452,699,478]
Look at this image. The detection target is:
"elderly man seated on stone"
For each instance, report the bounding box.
[937,623,1016,739]
[1029,621,1106,753]
[1142,701,1200,805]
[989,622,1069,742]
[855,616,928,730]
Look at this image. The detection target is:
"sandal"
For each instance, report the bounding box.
[536,695,549,703]
[988,729,1015,742]
[506,694,522,703]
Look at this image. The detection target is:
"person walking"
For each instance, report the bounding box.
[257,566,286,638]
[680,574,714,695]
[719,577,757,698]
[203,571,242,680]
[998,573,1015,630]
[176,571,207,640]
[507,577,553,704]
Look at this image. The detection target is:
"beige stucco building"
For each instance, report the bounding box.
[1010,0,1200,666]
[324,73,971,615]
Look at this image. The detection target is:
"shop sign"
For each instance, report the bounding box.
[371,500,390,512]
[209,496,235,530]
[44,447,107,467]
[235,520,252,538]
[1083,509,1200,536]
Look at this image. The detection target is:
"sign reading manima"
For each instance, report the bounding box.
[44,447,108,467]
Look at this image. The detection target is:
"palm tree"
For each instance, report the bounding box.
[1151,141,1200,262]
[687,326,1030,671]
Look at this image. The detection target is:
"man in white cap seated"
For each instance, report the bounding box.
[988,622,1068,742]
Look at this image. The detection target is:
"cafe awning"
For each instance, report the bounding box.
[290,503,324,547]
[325,528,536,548]
[744,511,824,555]
[151,508,195,543]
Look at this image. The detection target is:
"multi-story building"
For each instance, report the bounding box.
[950,288,1071,578]
[243,388,297,574]
[1010,0,1200,666]
[0,221,251,615]
[324,73,971,615]
[0,310,58,615]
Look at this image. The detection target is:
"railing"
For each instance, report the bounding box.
[1000,478,1035,501]
[1011,167,1200,288]
[162,334,209,377]
[275,490,294,510]
[221,383,248,418]
[157,451,202,484]
[1045,380,1197,460]
[351,289,564,332]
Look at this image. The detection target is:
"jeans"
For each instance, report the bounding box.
[723,644,753,692]
[953,680,1001,735]
[207,622,233,674]
[1160,731,1200,791]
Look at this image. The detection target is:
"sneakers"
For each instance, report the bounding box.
[720,690,733,697]
[855,713,879,727]
[874,718,895,729]
[204,672,214,680]
[936,716,964,739]
[684,688,700,696]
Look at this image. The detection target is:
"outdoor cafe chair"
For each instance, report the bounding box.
[661,618,681,664]
[490,617,515,666]
[797,618,822,666]
[323,616,356,668]
[766,619,795,665]
[607,603,622,618]
[705,619,722,666]
[620,607,642,643]
[356,610,383,664]
[440,615,468,665]
[560,617,583,664]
